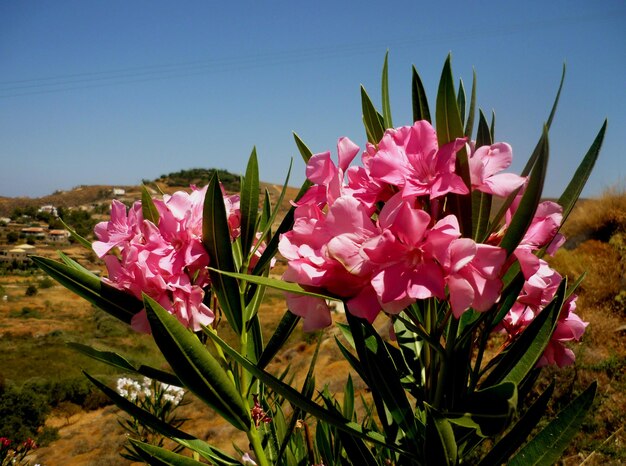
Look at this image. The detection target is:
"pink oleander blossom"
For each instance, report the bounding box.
[436,238,507,317]
[368,121,469,200]
[538,295,588,367]
[499,260,587,367]
[468,142,526,197]
[93,185,242,333]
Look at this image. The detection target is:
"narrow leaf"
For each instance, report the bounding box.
[58,217,92,249]
[129,440,206,466]
[68,342,180,386]
[257,311,300,370]
[209,268,338,301]
[203,327,412,456]
[84,371,194,440]
[464,69,477,137]
[558,120,606,223]
[509,381,597,466]
[346,313,419,442]
[202,172,243,334]
[361,85,385,144]
[412,65,431,123]
[293,132,314,163]
[478,381,555,466]
[381,50,393,128]
[546,63,566,131]
[31,255,140,324]
[240,148,260,261]
[483,280,565,387]
[425,408,457,466]
[144,295,251,431]
[141,185,160,225]
[499,126,549,255]
[435,54,464,146]
[457,79,466,126]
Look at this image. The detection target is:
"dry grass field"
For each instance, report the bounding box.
[0,184,624,465]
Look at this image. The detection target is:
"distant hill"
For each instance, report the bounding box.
[152,168,241,192]
[0,168,298,219]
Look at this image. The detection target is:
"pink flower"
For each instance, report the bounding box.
[92,185,242,333]
[436,238,507,317]
[368,121,469,199]
[93,200,143,257]
[365,195,452,313]
[296,137,360,208]
[468,142,526,197]
[279,196,381,329]
[538,295,588,367]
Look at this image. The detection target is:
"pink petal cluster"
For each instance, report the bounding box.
[499,256,588,367]
[492,195,587,367]
[279,121,523,331]
[94,185,241,333]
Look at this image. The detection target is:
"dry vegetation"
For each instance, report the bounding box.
[1,184,625,464]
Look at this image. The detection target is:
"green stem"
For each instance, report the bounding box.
[247,426,270,466]
[435,316,459,409]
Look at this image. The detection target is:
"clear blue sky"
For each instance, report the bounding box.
[1,1,624,199]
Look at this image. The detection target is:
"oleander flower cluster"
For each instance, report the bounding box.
[117,376,186,406]
[93,185,241,332]
[279,120,587,366]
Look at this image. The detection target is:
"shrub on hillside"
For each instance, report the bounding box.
[0,385,50,442]
[24,285,37,297]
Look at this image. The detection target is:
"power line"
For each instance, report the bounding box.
[1,10,623,99]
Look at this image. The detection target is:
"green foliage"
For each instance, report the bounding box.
[0,385,50,442]
[24,284,37,297]
[156,168,241,192]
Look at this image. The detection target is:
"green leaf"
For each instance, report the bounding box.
[240,148,260,262]
[436,54,472,235]
[558,120,606,224]
[435,54,464,147]
[202,172,243,335]
[84,371,194,439]
[499,126,549,255]
[412,65,431,123]
[31,255,140,324]
[247,162,294,275]
[293,132,314,163]
[129,440,206,466]
[57,251,96,276]
[68,342,180,386]
[509,381,597,466]
[144,295,251,431]
[464,69,477,138]
[174,439,241,466]
[58,217,92,249]
[343,374,355,421]
[209,268,338,301]
[483,280,565,388]
[321,393,379,466]
[257,311,300,370]
[361,85,385,144]
[381,50,393,129]
[346,313,419,442]
[475,110,492,147]
[203,327,413,456]
[141,185,160,225]
[546,63,566,131]
[425,407,457,466]
[477,381,555,466]
[449,381,517,437]
[457,79,466,126]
